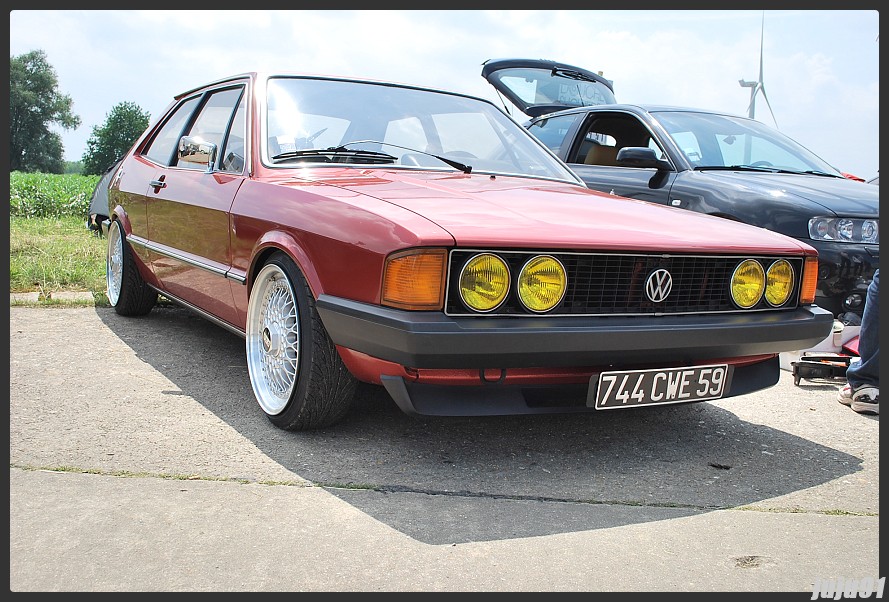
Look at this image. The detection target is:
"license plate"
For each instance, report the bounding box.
[591,364,731,410]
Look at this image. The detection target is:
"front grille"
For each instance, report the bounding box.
[444,250,803,316]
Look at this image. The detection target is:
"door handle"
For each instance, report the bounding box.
[149,179,167,189]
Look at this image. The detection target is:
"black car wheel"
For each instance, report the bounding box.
[106,219,157,316]
[245,251,356,430]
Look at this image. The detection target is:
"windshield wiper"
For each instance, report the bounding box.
[695,165,782,173]
[270,148,397,164]
[337,140,472,174]
[695,165,844,177]
[799,170,844,178]
[552,67,597,84]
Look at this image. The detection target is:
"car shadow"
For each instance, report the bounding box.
[97,305,865,545]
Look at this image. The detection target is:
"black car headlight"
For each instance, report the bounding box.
[808,217,879,244]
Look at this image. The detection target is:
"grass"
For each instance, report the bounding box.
[10,215,110,305]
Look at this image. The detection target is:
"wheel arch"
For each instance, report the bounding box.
[247,230,323,300]
[107,208,159,288]
[109,205,132,235]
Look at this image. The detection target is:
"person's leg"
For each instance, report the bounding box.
[845,269,879,414]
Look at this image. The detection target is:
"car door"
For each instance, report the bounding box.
[146,84,248,327]
[563,110,678,206]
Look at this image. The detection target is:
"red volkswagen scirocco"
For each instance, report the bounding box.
[104,72,833,430]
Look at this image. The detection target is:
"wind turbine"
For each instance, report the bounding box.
[739,12,778,129]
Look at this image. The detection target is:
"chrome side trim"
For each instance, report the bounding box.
[132,238,246,283]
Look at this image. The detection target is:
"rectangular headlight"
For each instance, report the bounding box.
[808,217,879,243]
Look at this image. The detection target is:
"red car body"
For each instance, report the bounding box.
[105,72,833,430]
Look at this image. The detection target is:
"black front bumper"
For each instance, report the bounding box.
[316,294,834,370]
[378,356,780,416]
[810,241,878,318]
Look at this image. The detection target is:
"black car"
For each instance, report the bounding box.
[482,58,879,323]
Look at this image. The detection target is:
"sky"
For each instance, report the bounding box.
[8,9,880,180]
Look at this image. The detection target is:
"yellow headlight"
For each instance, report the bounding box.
[517,255,567,313]
[459,253,510,312]
[765,259,794,306]
[731,259,765,309]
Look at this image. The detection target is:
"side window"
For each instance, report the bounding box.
[527,113,583,157]
[578,126,619,166]
[177,88,243,169]
[580,114,667,167]
[648,138,668,161]
[143,97,200,166]
[220,92,247,173]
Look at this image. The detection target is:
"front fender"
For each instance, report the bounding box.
[247,230,322,298]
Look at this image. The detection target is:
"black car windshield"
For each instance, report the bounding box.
[264,76,581,183]
[654,110,843,176]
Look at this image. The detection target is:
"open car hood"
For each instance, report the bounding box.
[481,58,616,118]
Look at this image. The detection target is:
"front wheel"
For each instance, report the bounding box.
[245,252,356,430]
[106,219,157,316]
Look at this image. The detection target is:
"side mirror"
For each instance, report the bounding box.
[616,147,671,171]
[178,136,218,172]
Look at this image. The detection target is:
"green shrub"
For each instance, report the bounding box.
[10,171,101,219]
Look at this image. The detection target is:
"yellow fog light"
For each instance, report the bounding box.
[518,255,567,313]
[731,259,765,309]
[765,259,794,306]
[459,253,510,312]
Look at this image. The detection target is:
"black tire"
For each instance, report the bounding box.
[245,251,357,430]
[106,219,157,316]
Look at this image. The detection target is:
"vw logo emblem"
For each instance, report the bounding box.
[645,269,673,303]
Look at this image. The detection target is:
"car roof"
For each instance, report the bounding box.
[532,103,748,121]
[173,71,493,105]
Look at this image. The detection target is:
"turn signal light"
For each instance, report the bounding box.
[381,249,447,310]
[800,256,818,304]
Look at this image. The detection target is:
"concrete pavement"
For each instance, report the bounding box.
[9,305,880,592]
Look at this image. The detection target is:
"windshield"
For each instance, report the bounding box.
[654,110,843,175]
[263,76,581,183]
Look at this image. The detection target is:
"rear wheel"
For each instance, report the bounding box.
[106,219,157,316]
[246,252,356,430]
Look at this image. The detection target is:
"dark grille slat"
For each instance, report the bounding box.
[445,251,803,316]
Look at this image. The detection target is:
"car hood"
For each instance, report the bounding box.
[697,171,880,217]
[293,169,815,254]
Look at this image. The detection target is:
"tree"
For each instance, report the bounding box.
[9,49,80,173]
[81,102,150,175]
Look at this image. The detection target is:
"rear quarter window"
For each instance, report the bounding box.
[527,113,583,156]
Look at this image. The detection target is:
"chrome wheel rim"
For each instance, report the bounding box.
[246,263,300,415]
[106,221,123,306]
